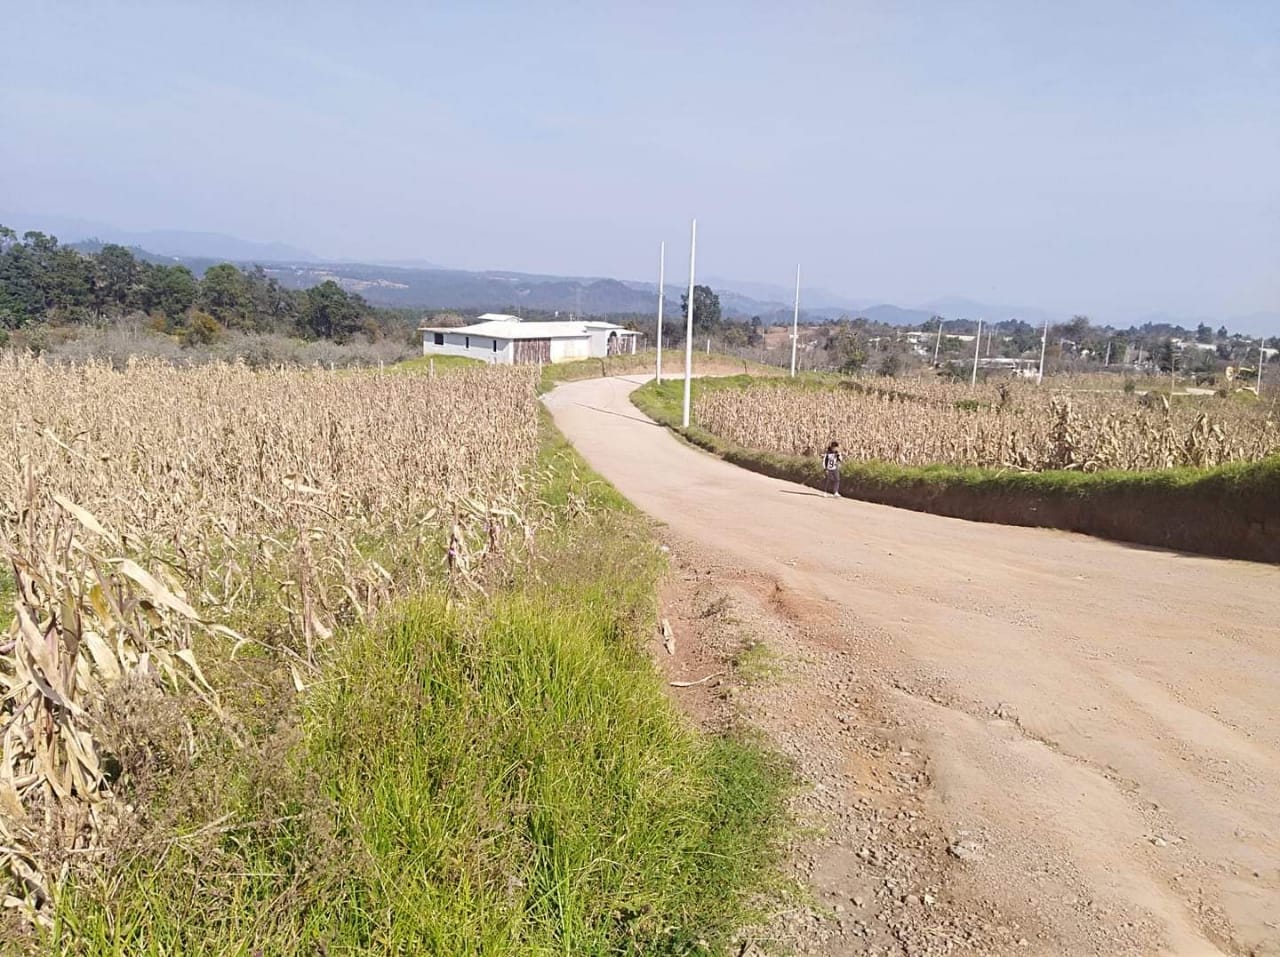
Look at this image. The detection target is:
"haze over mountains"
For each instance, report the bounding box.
[2,212,318,264]
[6,214,1276,335]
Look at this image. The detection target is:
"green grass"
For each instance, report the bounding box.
[47,419,788,956]
[538,350,777,394]
[733,641,781,687]
[633,376,1280,563]
[390,348,774,392]
[393,353,486,373]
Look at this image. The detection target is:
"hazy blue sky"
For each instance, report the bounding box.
[4,2,1278,323]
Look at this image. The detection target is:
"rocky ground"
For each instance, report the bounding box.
[657,534,1176,957]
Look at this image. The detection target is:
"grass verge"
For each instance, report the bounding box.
[397,346,776,392]
[538,350,778,393]
[634,377,1280,564]
[46,417,788,956]
[393,353,486,373]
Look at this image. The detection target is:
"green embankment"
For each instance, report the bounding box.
[538,349,778,393]
[48,418,786,955]
[393,353,486,373]
[394,348,771,393]
[633,377,1280,564]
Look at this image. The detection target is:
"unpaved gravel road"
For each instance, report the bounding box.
[545,375,1280,957]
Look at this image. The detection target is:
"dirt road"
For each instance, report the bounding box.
[544,375,1280,957]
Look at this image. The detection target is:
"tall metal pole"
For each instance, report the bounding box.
[971,319,983,387]
[655,241,665,383]
[1257,338,1266,394]
[932,319,945,365]
[790,264,800,377]
[1037,318,1048,385]
[682,219,696,428]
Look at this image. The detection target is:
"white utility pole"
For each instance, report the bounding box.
[1257,339,1266,394]
[682,219,697,428]
[932,319,945,365]
[1104,340,1112,366]
[790,264,801,377]
[971,319,983,387]
[655,241,665,383]
[1037,318,1049,385]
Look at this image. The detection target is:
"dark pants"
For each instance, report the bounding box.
[825,468,840,495]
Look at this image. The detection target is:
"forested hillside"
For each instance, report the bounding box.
[0,226,410,346]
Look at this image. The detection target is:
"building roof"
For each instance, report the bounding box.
[419,317,640,340]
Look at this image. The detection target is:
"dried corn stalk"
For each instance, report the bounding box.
[0,355,543,921]
[695,378,1279,472]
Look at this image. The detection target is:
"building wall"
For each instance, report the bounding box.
[586,330,640,357]
[422,332,514,364]
[549,337,591,362]
[586,330,610,358]
[421,331,606,364]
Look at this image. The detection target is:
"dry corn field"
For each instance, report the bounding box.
[695,379,1280,471]
[0,355,540,922]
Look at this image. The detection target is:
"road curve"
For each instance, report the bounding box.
[545,374,1280,957]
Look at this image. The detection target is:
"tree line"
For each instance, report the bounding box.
[0,227,405,345]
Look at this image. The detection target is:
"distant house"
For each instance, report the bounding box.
[1171,339,1218,353]
[417,313,641,365]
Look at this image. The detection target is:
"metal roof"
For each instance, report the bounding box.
[419,318,639,340]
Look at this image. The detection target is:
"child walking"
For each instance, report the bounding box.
[822,441,843,497]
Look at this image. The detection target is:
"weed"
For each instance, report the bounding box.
[733,641,781,686]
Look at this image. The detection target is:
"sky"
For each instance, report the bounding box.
[3,1,1278,326]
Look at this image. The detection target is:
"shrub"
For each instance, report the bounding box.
[181,310,223,347]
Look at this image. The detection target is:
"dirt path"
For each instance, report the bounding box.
[544,375,1280,957]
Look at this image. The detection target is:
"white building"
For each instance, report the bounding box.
[418,313,642,365]
[1171,339,1219,353]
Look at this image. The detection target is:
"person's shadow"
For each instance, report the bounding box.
[778,488,829,499]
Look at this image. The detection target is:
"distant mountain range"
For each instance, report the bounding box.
[0,211,319,263]
[702,275,874,312]
[5,214,1276,335]
[918,297,1059,327]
